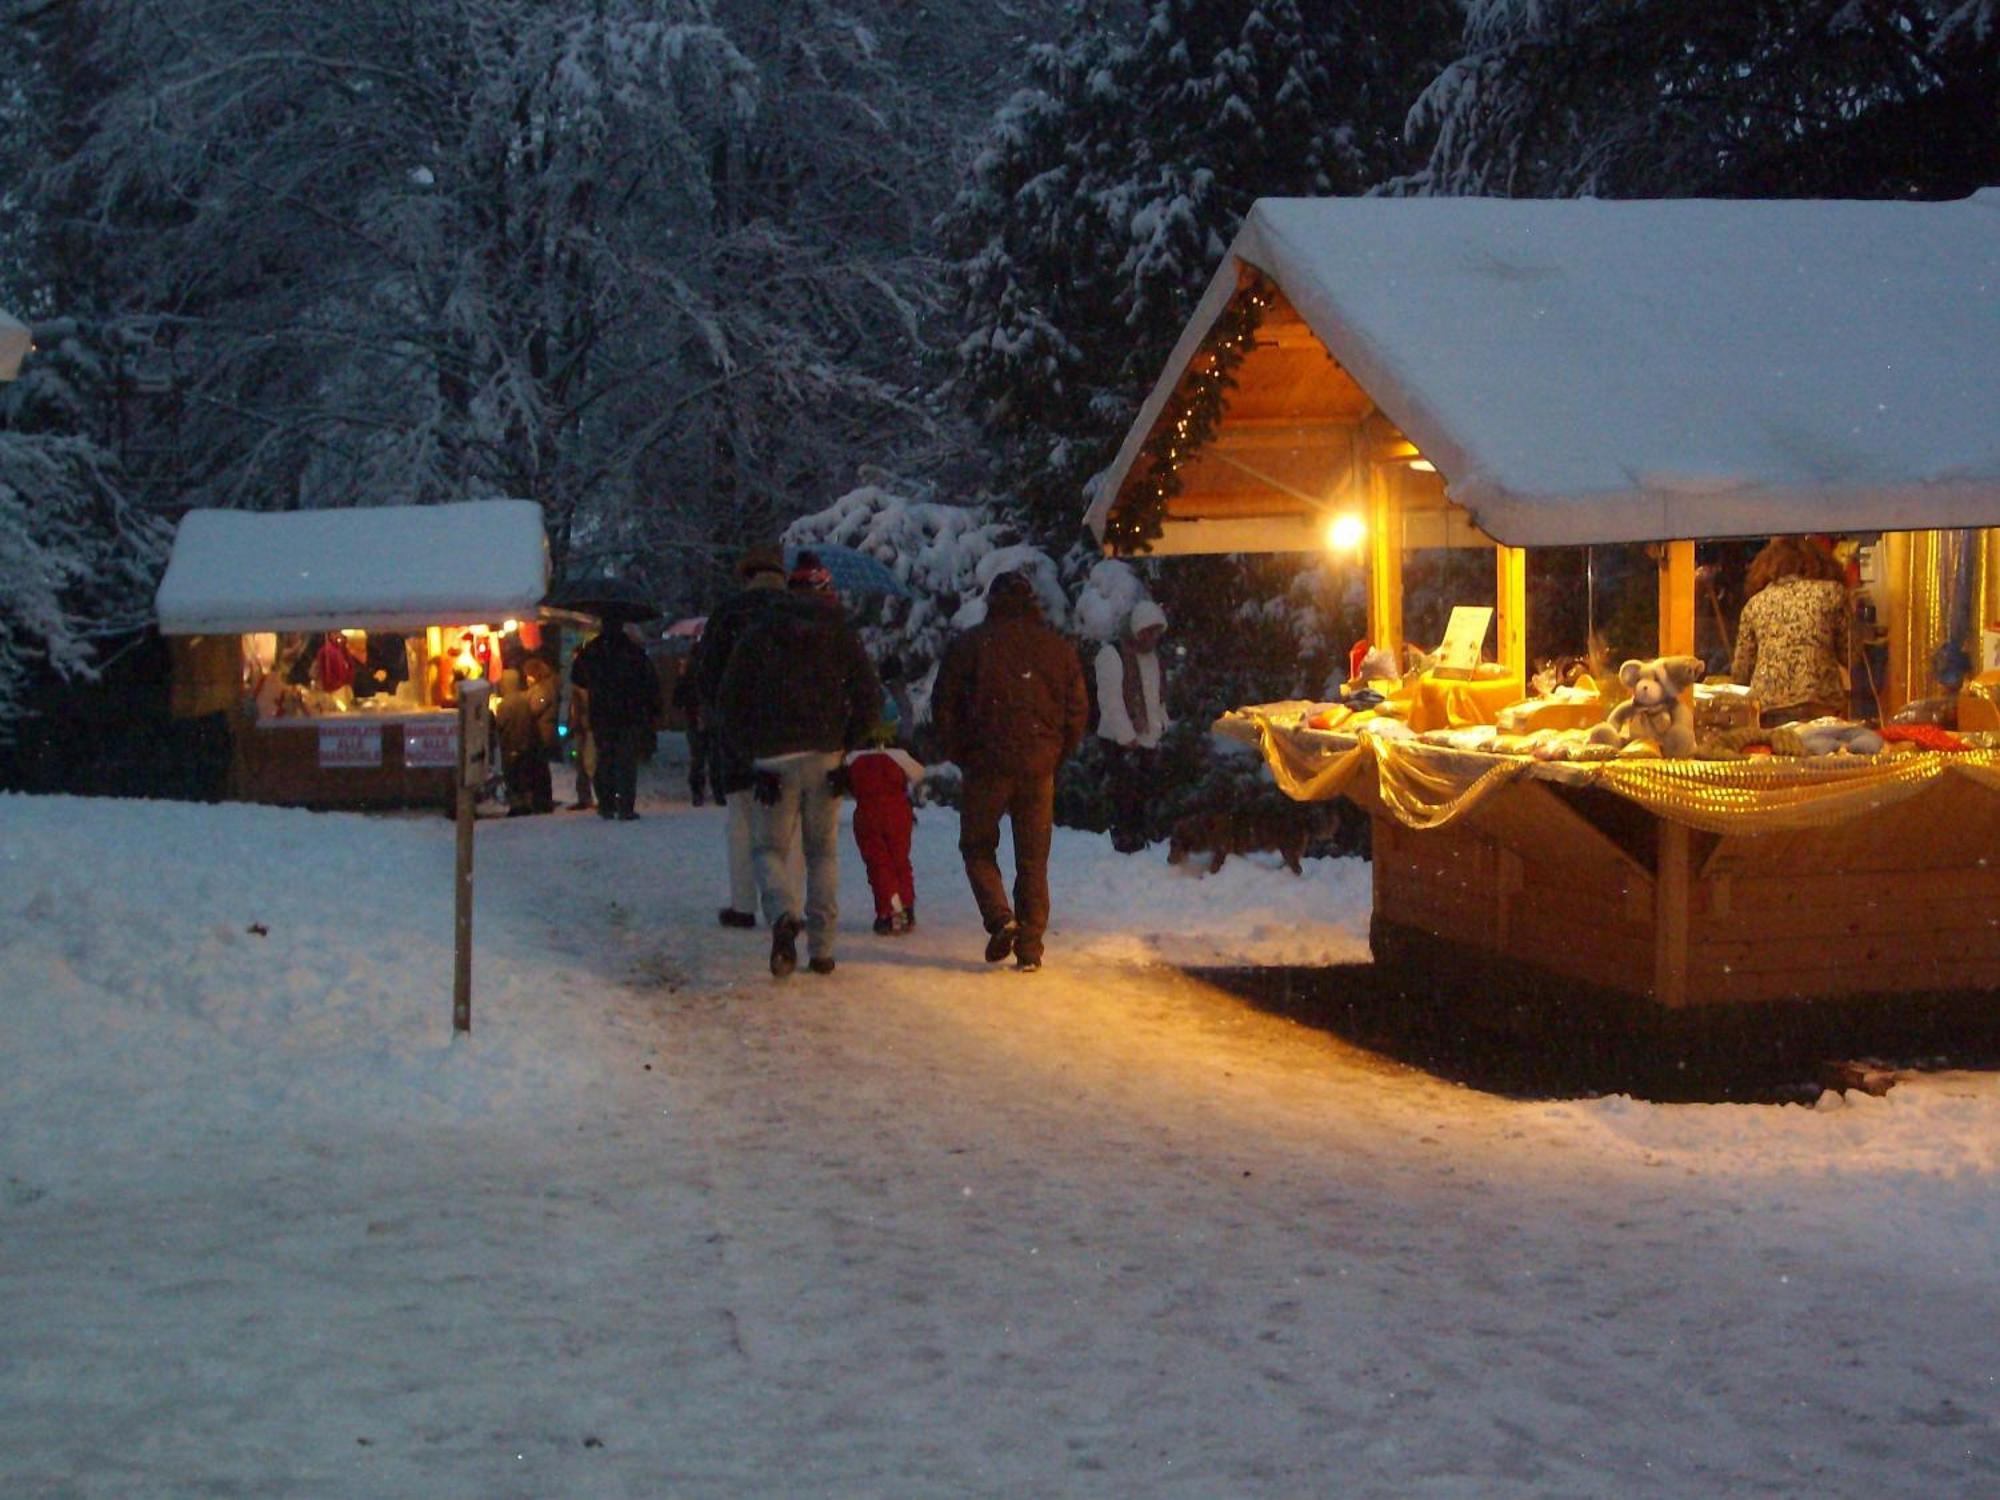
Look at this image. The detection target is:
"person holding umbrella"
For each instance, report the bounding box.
[563,588,664,821]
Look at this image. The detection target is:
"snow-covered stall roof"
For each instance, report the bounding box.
[1088,191,2000,549]
[156,501,550,634]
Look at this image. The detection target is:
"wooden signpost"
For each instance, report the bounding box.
[453,679,492,1034]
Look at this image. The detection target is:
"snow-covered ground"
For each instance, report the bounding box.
[3,760,1998,1497]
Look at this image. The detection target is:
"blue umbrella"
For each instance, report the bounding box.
[785,542,913,599]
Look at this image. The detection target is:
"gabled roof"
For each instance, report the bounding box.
[156,501,549,634]
[1088,191,2000,548]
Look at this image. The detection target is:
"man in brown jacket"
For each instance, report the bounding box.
[932,570,1088,972]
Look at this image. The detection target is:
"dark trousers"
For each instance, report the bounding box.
[503,747,554,813]
[686,725,716,802]
[1104,743,1157,852]
[596,726,647,817]
[959,768,1055,961]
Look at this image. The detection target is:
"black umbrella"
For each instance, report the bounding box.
[546,575,662,622]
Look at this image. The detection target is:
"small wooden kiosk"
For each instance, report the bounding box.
[1088,193,2000,1013]
[156,500,552,809]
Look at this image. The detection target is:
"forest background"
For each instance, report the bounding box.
[3,0,1995,827]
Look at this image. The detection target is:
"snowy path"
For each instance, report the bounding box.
[3,776,1998,1497]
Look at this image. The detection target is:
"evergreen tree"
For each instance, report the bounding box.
[942,0,1458,542]
[1408,0,2000,200]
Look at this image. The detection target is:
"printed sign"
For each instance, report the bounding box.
[1434,606,1494,675]
[318,726,383,768]
[403,721,459,768]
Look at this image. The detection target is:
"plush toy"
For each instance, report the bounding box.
[1589,656,1704,758]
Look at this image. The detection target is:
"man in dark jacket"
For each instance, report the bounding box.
[693,543,790,927]
[567,620,661,820]
[717,560,882,978]
[932,570,1088,972]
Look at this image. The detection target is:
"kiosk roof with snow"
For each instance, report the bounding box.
[156,500,550,634]
[1088,191,2000,554]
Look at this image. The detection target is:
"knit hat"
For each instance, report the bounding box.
[734,543,785,582]
[788,550,834,593]
[986,570,1034,603]
[1130,600,1168,636]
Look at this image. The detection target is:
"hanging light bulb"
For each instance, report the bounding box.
[1325,513,1367,552]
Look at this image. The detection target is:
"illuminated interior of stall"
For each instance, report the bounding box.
[1109,274,1999,724]
[241,619,541,721]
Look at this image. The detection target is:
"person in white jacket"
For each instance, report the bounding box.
[1094,599,1169,853]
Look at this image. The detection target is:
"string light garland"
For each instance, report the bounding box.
[1103,270,1276,555]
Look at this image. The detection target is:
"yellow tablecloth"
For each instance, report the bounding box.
[1406,671,1525,733]
[1217,704,2000,835]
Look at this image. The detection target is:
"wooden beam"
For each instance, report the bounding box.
[1365,455,1402,659]
[1658,540,1696,657]
[1495,545,1527,679]
[1653,818,1692,1009]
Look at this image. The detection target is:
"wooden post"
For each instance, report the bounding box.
[1366,460,1403,661]
[453,679,492,1035]
[1658,540,1696,657]
[1494,544,1527,679]
[1653,817,1691,1009]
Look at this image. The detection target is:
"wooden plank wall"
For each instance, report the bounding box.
[1371,776,2000,1011]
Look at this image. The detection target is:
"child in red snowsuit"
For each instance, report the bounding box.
[846,732,924,934]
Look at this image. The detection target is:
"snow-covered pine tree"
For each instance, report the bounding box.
[1407,0,2000,200]
[942,0,1457,542]
[29,0,950,592]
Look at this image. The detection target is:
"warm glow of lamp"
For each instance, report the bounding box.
[1325,512,1367,552]
[502,619,520,634]
[1408,458,1436,473]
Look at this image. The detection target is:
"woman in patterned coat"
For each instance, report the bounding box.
[1731,536,1852,726]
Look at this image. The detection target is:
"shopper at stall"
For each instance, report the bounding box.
[496,658,558,815]
[1094,600,1170,853]
[716,560,882,978]
[1731,536,1852,727]
[692,544,791,926]
[933,570,1089,973]
[568,621,660,821]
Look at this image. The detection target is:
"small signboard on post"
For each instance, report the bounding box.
[452,680,493,1035]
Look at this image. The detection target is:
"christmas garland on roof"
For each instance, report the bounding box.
[1102,269,1275,556]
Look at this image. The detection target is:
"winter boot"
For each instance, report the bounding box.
[872,915,895,936]
[808,956,837,975]
[770,914,801,978]
[983,919,1018,964]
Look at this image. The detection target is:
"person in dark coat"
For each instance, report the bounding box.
[567,621,661,820]
[496,657,558,815]
[692,543,790,926]
[932,569,1089,973]
[670,665,715,806]
[717,558,882,978]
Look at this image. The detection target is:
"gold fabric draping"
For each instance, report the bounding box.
[1591,750,2000,834]
[1231,707,2000,834]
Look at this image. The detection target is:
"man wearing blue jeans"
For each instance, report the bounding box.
[717,554,882,978]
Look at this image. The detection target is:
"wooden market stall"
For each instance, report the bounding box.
[156,500,552,809]
[1087,192,2000,1013]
